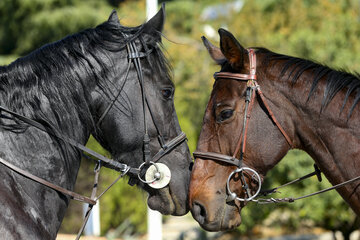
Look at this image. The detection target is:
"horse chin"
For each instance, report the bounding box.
[192,200,242,231]
[147,187,188,216]
[220,204,242,230]
[199,214,242,232]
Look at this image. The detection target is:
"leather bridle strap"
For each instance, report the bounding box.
[126,38,186,164]
[256,174,360,204]
[193,151,241,166]
[194,48,360,204]
[214,49,293,149]
[96,60,132,127]
[193,48,292,201]
[151,132,187,162]
[0,35,187,239]
[0,156,96,205]
[194,48,293,166]
[0,105,136,174]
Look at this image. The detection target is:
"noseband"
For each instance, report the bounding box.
[193,48,293,202]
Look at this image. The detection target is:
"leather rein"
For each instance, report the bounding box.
[193,48,360,204]
[0,35,187,238]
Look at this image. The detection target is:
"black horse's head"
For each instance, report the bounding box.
[90,6,192,215]
[0,5,190,239]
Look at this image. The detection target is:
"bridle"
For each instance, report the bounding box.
[193,48,292,202]
[193,48,360,204]
[96,34,187,186]
[0,34,187,238]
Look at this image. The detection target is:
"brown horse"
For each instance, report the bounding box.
[189,28,360,231]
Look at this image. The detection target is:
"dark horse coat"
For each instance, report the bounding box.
[0,6,191,239]
[189,29,359,231]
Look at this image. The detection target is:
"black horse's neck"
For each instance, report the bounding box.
[0,21,126,239]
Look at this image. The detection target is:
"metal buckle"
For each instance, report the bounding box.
[226,167,262,202]
[137,161,160,184]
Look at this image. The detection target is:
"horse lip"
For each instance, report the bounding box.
[198,221,223,232]
[195,210,242,231]
[190,196,243,231]
[147,187,178,215]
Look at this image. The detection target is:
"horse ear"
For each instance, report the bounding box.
[218,28,246,69]
[143,3,165,41]
[201,36,226,65]
[108,10,120,25]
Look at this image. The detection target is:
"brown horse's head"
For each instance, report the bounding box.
[189,29,293,231]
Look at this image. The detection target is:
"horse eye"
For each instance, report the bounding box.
[218,109,234,122]
[161,88,173,99]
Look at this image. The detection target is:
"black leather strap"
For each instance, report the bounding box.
[152,132,187,163]
[0,106,137,174]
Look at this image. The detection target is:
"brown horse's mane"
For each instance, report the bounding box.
[256,47,360,119]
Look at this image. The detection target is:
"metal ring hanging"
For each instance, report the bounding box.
[226,167,262,202]
[137,161,160,184]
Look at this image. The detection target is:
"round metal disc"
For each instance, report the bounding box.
[145,163,171,189]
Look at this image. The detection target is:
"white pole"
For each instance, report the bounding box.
[146,0,158,20]
[147,207,162,240]
[146,0,162,238]
[83,203,100,236]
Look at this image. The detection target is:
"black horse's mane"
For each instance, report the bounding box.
[0,18,171,168]
[257,48,360,118]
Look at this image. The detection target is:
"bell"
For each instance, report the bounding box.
[226,192,237,202]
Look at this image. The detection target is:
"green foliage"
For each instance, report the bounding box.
[167,41,216,152]
[0,0,110,55]
[99,170,148,235]
[16,4,110,54]
[227,0,360,70]
[0,55,18,66]
[166,1,196,34]
[258,150,359,237]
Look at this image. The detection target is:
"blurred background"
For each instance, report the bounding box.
[0,0,359,239]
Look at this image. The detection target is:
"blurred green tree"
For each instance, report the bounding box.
[0,0,111,55]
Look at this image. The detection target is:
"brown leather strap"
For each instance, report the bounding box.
[194,48,293,167]
[215,72,256,81]
[242,87,257,154]
[214,48,293,150]
[0,156,96,205]
[214,48,257,81]
[193,151,241,166]
[248,48,256,76]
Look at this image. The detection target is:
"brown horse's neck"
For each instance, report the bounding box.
[263,58,360,215]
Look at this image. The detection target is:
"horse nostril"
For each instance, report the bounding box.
[189,161,194,171]
[192,201,207,224]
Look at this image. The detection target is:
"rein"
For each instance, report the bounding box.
[0,36,187,239]
[193,48,360,204]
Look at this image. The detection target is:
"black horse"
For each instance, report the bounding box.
[0,6,191,239]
